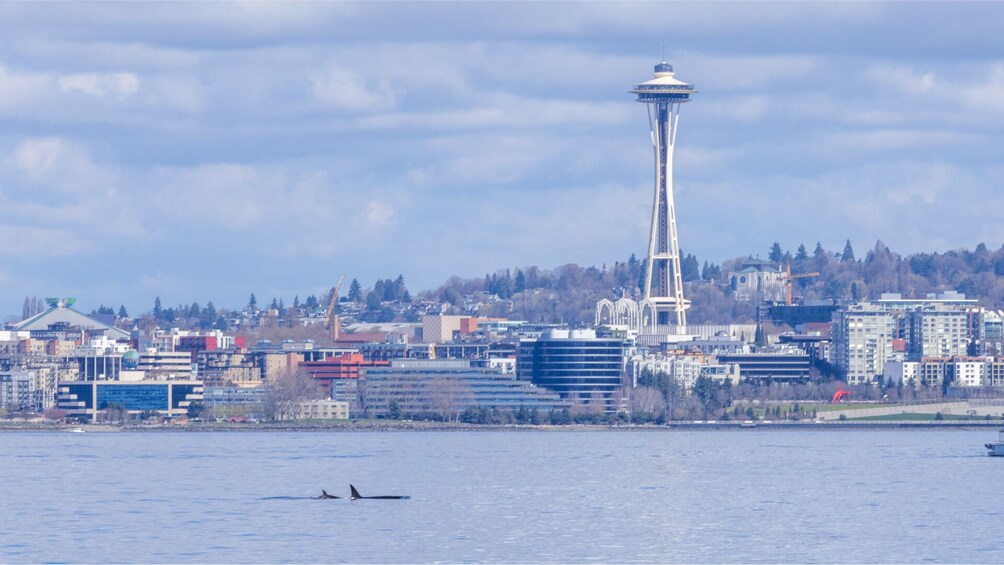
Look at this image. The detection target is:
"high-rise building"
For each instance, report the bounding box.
[832,304,899,385]
[631,61,697,327]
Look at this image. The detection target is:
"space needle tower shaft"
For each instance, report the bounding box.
[630,61,697,327]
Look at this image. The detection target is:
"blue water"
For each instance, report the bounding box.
[1,429,1002,563]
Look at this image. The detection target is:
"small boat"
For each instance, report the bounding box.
[985,429,1004,457]
[67,428,85,433]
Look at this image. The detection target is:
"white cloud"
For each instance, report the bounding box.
[0,224,95,257]
[58,72,139,98]
[364,201,394,230]
[0,64,52,111]
[310,65,397,112]
[867,65,936,94]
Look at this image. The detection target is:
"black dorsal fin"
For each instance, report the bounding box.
[350,484,362,499]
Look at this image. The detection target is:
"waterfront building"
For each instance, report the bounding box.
[517,329,628,413]
[628,353,739,393]
[717,350,812,384]
[289,398,349,420]
[299,353,389,412]
[55,379,204,419]
[359,359,569,419]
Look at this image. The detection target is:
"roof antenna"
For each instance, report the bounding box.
[662,45,666,63]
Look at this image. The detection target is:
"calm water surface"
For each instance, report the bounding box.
[1,429,1002,563]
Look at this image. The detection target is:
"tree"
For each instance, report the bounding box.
[630,386,665,421]
[514,270,527,293]
[153,297,162,319]
[841,239,855,262]
[118,305,128,318]
[262,369,321,421]
[22,297,30,321]
[188,302,201,319]
[425,377,474,422]
[348,278,363,302]
[769,242,784,263]
[248,293,257,310]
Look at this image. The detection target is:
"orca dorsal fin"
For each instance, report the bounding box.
[350,484,362,499]
[322,490,329,497]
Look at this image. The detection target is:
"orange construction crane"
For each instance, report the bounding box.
[324,274,345,341]
[784,263,820,305]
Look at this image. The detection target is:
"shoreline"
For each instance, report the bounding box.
[2,420,1002,432]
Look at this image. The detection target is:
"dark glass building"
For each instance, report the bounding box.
[56,380,204,419]
[517,330,627,413]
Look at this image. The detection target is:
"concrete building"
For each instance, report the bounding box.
[832,304,899,384]
[290,399,349,420]
[422,315,465,343]
[907,305,969,360]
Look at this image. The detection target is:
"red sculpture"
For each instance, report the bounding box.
[831,386,852,404]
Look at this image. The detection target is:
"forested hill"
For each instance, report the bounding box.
[420,241,1004,325]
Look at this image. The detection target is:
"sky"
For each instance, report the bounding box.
[1,2,1004,317]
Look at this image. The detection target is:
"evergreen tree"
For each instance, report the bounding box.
[769,242,784,263]
[270,297,279,310]
[22,297,30,320]
[118,305,128,318]
[188,302,201,318]
[514,270,527,293]
[204,301,216,322]
[348,279,362,302]
[682,253,701,282]
[394,274,407,301]
[841,239,855,262]
[293,295,300,309]
[248,293,257,310]
[154,297,162,319]
[795,244,808,262]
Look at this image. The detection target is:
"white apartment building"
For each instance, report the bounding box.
[907,305,969,360]
[832,304,899,385]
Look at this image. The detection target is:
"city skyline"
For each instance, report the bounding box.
[1,3,1004,316]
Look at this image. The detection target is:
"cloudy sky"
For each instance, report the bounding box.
[1,2,1003,316]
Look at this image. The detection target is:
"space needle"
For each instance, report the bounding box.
[631,60,697,328]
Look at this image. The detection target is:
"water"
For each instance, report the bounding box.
[1,429,1002,563]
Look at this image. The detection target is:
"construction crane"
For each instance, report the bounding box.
[324,274,345,341]
[784,263,820,305]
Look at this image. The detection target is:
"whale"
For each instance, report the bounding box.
[350,484,409,500]
[315,489,340,499]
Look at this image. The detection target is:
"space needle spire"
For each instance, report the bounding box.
[630,60,697,328]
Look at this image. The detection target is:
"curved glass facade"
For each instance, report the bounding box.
[518,337,626,413]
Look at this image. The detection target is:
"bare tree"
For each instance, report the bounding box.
[263,369,321,421]
[425,377,473,422]
[630,386,665,418]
